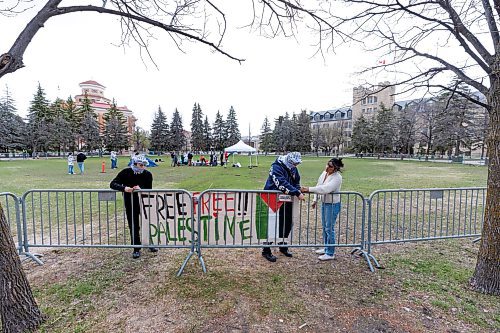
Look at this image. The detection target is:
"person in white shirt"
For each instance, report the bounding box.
[67,152,75,174]
[301,158,344,261]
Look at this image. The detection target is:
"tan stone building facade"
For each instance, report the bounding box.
[352,81,396,121]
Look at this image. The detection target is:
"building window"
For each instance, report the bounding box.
[362,98,367,105]
[367,107,372,112]
[362,108,365,113]
[323,124,329,128]
[374,96,378,103]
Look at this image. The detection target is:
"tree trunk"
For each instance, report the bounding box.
[470,83,500,295]
[0,203,44,332]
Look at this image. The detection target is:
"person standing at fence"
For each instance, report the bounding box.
[301,158,344,261]
[67,152,75,175]
[76,151,87,175]
[110,150,118,169]
[262,152,305,262]
[110,154,157,259]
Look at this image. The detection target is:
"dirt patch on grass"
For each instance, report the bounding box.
[25,240,499,333]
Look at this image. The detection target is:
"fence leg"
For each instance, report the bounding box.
[176,249,206,276]
[198,252,206,273]
[21,252,44,265]
[351,247,382,272]
[177,251,194,277]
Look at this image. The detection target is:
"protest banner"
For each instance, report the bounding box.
[139,191,299,245]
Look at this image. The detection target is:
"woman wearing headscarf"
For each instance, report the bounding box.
[261,152,305,262]
[302,158,344,261]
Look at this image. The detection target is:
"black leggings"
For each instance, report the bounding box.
[125,198,141,251]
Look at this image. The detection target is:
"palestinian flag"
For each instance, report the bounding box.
[255,193,283,240]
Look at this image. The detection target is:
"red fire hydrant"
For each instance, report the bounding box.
[101,161,106,173]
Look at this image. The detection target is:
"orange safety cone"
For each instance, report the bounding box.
[101,161,106,173]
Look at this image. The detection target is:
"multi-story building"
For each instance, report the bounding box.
[393,94,488,157]
[74,80,136,136]
[309,107,353,153]
[352,81,396,121]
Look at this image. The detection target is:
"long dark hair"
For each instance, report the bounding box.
[329,158,344,172]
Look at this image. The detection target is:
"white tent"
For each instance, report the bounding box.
[224,140,258,167]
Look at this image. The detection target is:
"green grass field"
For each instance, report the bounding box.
[0,154,488,195]
[2,155,497,333]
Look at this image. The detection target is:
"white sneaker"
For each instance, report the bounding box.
[315,248,325,254]
[318,254,335,261]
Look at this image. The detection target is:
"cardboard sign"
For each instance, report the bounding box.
[139,191,299,245]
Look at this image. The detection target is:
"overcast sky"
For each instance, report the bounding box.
[0,1,399,134]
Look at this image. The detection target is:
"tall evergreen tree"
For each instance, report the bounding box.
[373,104,397,153]
[225,106,240,146]
[259,116,274,153]
[202,115,212,151]
[63,96,80,152]
[212,110,226,151]
[273,113,293,152]
[149,106,169,153]
[190,103,204,152]
[103,100,129,151]
[293,110,312,152]
[26,83,52,153]
[169,108,186,151]
[48,98,72,155]
[0,86,25,152]
[351,115,375,153]
[396,106,418,154]
[78,93,100,151]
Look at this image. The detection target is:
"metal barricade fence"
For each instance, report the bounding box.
[11,186,487,274]
[367,187,486,257]
[21,189,195,273]
[0,192,23,255]
[193,189,367,272]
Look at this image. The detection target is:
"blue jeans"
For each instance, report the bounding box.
[77,162,84,174]
[321,202,341,256]
[111,159,117,169]
[68,165,74,174]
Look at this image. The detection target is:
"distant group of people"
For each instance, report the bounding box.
[168,151,230,167]
[107,150,344,261]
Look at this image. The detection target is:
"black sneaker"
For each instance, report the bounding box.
[132,251,141,259]
[279,249,293,257]
[262,252,277,262]
[149,247,158,253]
